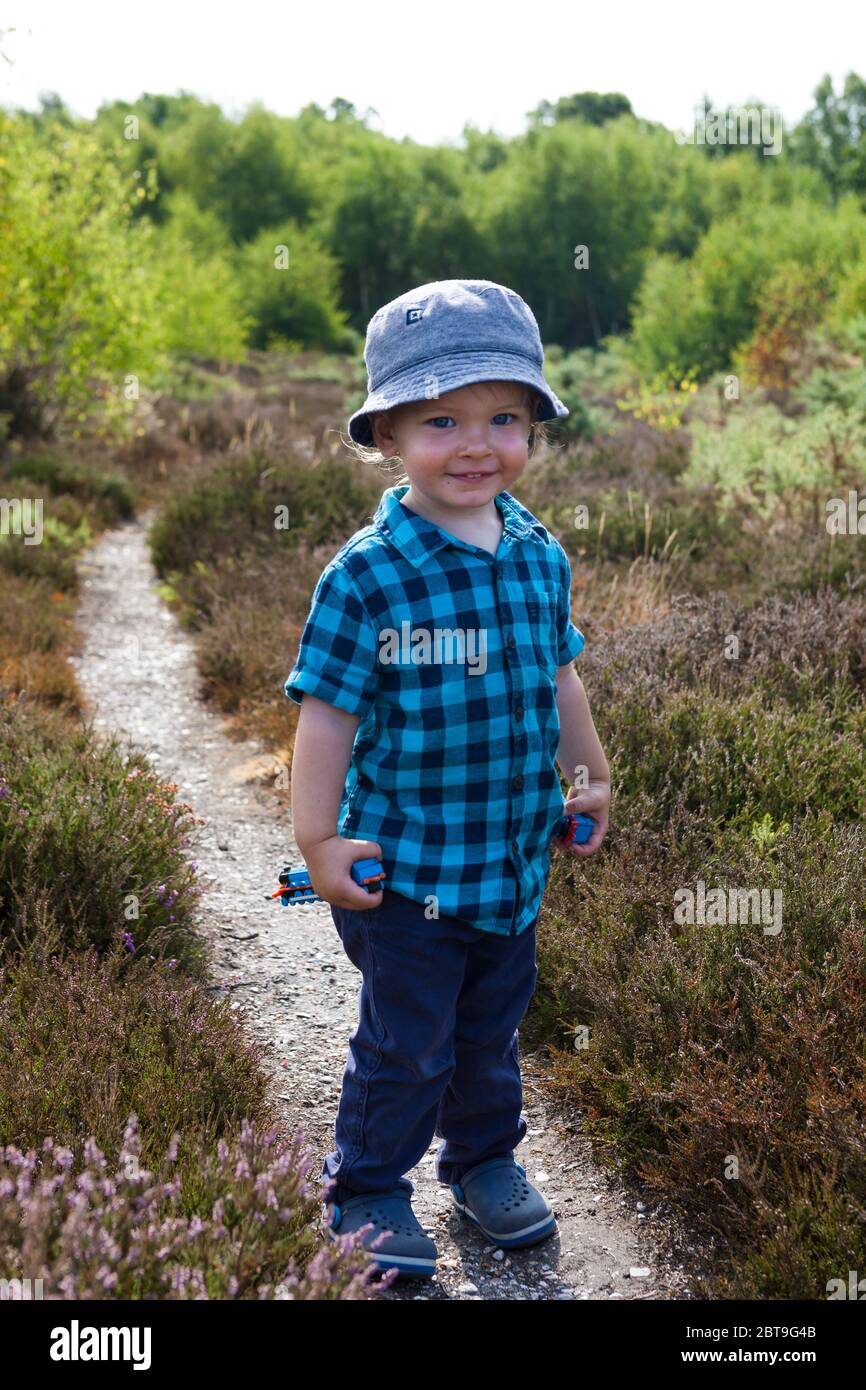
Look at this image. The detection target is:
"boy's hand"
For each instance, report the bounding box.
[302,835,385,910]
[556,779,610,857]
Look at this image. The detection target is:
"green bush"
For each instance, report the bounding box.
[629,196,866,380]
[0,115,169,437]
[683,400,866,520]
[234,220,352,353]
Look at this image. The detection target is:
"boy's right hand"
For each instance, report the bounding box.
[301,836,385,910]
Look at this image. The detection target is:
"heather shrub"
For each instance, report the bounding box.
[533,812,866,1299]
[578,589,866,835]
[2,451,135,523]
[527,584,866,1297]
[534,484,734,566]
[148,448,384,585]
[0,934,274,1173]
[0,1110,390,1299]
[0,701,207,969]
[0,572,82,710]
[580,588,866,712]
[0,451,135,594]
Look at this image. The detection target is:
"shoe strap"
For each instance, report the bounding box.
[460,1157,521,1189]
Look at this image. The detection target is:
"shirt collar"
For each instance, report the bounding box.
[374,484,546,569]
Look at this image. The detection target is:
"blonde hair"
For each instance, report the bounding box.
[341,382,552,476]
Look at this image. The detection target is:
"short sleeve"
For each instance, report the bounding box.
[555,543,586,665]
[283,562,380,718]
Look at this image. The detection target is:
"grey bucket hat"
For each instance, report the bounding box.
[347,278,569,446]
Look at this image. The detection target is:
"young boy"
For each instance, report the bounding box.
[284,279,610,1280]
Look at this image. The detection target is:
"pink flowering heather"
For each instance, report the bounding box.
[0,1114,396,1299]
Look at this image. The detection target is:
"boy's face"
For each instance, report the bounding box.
[369,380,534,515]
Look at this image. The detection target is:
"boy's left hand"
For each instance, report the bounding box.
[556,779,610,857]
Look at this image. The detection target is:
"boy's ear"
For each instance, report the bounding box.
[370,409,398,455]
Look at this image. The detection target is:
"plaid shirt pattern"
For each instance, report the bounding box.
[284,484,585,935]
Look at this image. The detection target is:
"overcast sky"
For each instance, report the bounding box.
[2,1,863,145]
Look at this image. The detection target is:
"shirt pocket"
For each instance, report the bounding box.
[525,595,559,678]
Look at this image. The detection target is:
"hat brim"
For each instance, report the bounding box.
[347,352,569,446]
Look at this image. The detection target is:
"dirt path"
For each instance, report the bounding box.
[69,508,706,1301]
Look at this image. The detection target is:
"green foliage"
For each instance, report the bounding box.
[0,114,251,440]
[481,119,662,347]
[155,103,315,243]
[541,345,630,439]
[0,115,170,437]
[794,356,866,419]
[787,71,866,202]
[233,220,351,352]
[684,400,866,518]
[629,196,866,378]
[625,255,716,379]
[7,81,866,446]
[147,189,252,360]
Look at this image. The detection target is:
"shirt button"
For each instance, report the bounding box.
[511,840,519,855]
[515,705,524,720]
[512,774,524,791]
[507,634,516,650]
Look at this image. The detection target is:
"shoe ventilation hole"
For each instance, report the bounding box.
[501,1177,530,1210]
[357,1204,417,1236]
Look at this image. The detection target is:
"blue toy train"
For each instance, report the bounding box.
[271,810,594,907]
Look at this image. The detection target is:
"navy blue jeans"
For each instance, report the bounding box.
[322,887,539,1206]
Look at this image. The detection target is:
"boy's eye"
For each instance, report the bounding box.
[424,413,519,428]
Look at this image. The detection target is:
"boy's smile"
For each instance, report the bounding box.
[369,380,534,532]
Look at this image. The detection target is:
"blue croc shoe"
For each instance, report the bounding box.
[322,1189,437,1280]
[451,1158,557,1249]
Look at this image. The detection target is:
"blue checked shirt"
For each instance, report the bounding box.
[284,483,586,935]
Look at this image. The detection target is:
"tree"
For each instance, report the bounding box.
[789,72,866,201]
[527,92,634,129]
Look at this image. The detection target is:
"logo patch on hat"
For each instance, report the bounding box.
[405,306,425,324]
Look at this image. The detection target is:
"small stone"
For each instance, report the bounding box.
[492,1249,505,1262]
[628,1267,651,1279]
